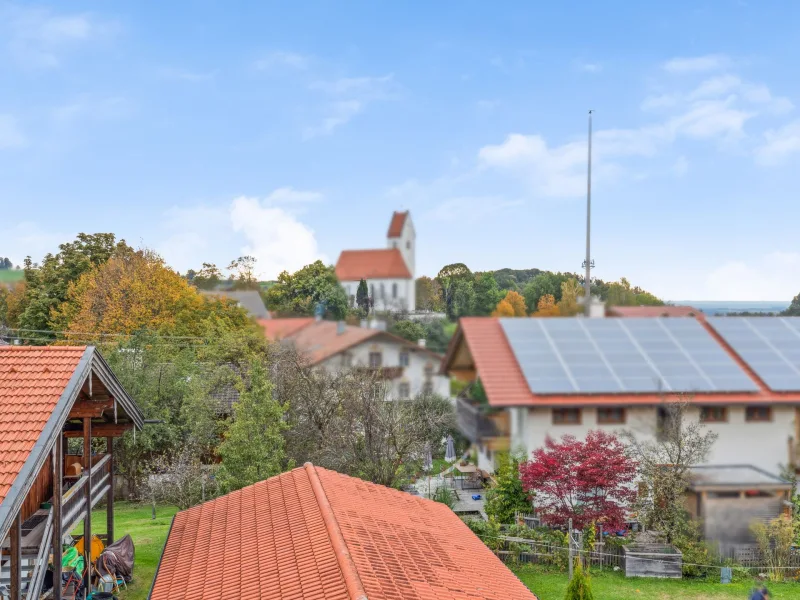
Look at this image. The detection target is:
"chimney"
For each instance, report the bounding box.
[589,296,606,319]
[417,339,426,348]
[337,321,347,335]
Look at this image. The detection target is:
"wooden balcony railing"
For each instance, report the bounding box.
[61,453,111,534]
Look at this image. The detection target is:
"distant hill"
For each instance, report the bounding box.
[671,301,790,316]
[0,270,24,286]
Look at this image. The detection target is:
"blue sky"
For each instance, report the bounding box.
[2,1,800,302]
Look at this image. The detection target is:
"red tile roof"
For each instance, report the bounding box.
[0,346,87,505]
[150,463,537,600]
[257,317,314,340]
[608,305,702,318]
[446,317,798,408]
[387,211,408,238]
[259,319,442,365]
[335,249,411,281]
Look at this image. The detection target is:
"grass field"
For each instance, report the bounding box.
[514,565,800,599]
[0,270,24,284]
[73,502,178,600]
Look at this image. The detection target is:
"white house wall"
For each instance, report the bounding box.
[341,278,415,313]
[512,404,795,475]
[318,338,449,398]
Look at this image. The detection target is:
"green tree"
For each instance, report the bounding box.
[218,359,288,492]
[784,292,800,316]
[436,263,472,319]
[451,278,477,318]
[523,272,570,311]
[415,276,444,312]
[390,319,426,343]
[189,263,223,290]
[484,454,532,524]
[472,272,503,316]
[420,319,452,353]
[227,256,259,290]
[17,233,130,336]
[356,278,370,314]
[564,559,594,600]
[264,260,348,319]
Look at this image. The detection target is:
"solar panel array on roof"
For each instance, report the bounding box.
[706,317,800,391]
[499,317,759,395]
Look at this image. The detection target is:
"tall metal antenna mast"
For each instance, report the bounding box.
[583,110,594,315]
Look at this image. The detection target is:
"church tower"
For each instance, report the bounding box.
[386,211,415,277]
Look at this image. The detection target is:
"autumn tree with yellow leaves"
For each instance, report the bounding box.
[557,278,583,317]
[532,294,561,317]
[53,247,250,338]
[492,290,528,317]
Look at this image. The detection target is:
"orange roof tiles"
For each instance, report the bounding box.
[335,249,411,281]
[150,464,537,600]
[448,317,799,408]
[0,346,87,505]
[608,305,702,318]
[386,211,408,238]
[259,319,443,365]
[258,317,314,340]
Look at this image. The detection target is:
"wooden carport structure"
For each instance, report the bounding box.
[0,346,144,599]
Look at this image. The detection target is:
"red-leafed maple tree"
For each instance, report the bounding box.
[519,430,637,531]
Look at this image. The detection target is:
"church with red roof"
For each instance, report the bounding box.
[335,211,416,312]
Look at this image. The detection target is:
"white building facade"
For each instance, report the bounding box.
[319,335,449,399]
[336,211,416,313]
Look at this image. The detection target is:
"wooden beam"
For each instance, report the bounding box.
[69,399,114,419]
[53,436,63,600]
[10,511,21,600]
[83,417,92,586]
[63,423,132,438]
[107,436,114,544]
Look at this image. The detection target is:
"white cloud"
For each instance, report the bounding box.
[52,95,133,122]
[157,189,326,279]
[672,155,689,177]
[303,100,363,139]
[704,252,800,301]
[0,115,27,148]
[427,196,523,223]
[4,5,115,68]
[663,54,731,74]
[255,51,310,71]
[230,197,326,278]
[579,62,603,73]
[264,187,323,203]
[478,128,660,198]
[665,98,753,140]
[754,120,800,166]
[157,67,217,82]
[304,74,397,139]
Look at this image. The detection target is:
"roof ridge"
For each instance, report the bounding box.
[304,462,368,600]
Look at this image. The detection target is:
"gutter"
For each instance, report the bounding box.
[147,514,177,600]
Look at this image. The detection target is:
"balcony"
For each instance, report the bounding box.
[456,397,509,445]
[353,366,404,380]
[62,453,112,533]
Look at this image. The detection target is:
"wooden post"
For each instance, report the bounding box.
[53,435,63,600]
[10,511,21,600]
[106,436,114,544]
[568,518,574,580]
[83,417,92,587]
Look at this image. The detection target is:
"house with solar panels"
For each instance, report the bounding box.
[443,312,800,543]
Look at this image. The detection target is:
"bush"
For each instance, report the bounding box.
[564,558,594,600]
[431,485,456,509]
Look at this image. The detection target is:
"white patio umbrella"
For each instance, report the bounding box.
[444,435,457,463]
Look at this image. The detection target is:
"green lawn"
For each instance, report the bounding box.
[514,566,800,599]
[72,502,178,600]
[0,270,24,284]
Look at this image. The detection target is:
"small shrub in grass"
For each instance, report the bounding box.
[564,559,594,600]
